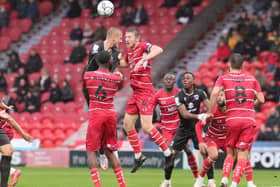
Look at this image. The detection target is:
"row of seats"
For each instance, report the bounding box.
[0,1,53,51]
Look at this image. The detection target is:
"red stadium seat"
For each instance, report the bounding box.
[20,19,32,33]
[8,27,22,42]
[39,1,53,16]
[0,37,11,51]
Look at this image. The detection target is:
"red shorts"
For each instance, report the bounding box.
[86,111,117,152]
[225,119,256,150]
[161,129,177,143]
[125,89,155,115]
[205,136,226,153]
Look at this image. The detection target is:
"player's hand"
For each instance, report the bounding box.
[197,113,208,125]
[199,142,207,155]
[22,133,33,142]
[133,58,147,72]
[0,99,13,111]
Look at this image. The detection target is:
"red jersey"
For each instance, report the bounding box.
[196,105,226,142]
[125,42,154,91]
[83,69,122,113]
[154,88,180,130]
[215,73,261,123]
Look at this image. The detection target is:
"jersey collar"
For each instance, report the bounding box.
[183,88,193,96]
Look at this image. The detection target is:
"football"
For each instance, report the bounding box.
[97,0,114,17]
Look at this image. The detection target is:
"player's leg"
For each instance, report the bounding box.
[86,115,104,187]
[123,112,145,173]
[0,129,13,187]
[160,127,187,187]
[230,125,254,187]
[104,149,126,187]
[140,114,171,157]
[87,151,101,187]
[220,147,235,187]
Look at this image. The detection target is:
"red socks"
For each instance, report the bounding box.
[127,129,141,154]
[222,155,234,179]
[200,157,215,178]
[187,153,198,178]
[90,168,101,187]
[245,159,253,182]
[148,127,169,152]
[232,158,247,184]
[113,167,126,187]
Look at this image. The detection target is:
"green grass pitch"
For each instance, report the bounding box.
[13,167,280,187]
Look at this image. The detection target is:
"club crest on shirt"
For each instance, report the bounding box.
[194,95,199,100]
[188,102,194,109]
[91,44,99,54]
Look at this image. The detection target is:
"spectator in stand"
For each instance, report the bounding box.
[93,22,106,41]
[175,0,193,25]
[265,79,280,102]
[217,39,231,63]
[237,9,249,25]
[228,30,242,50]
[254,17,267,36]
[28,78,40,99]
[119,6,134,27]
[66,0,81,18]
[24,91,40,113]
[13,67,28,89]
[87,0,98,18]
[39,68,51,93]
[133,3,148,26]
[0,0,10,28]
[64,40,87,64]
[81,23,94,45]
[16,0,28,19]
[52,72,60,84]
[7,51,24,73]
[0,72,7,92]
[266,108,280,130]
[160,0,180,8]
[49,82,61,103]
[271,10,280,30]
[255,68,267,90]
[2,92,17,112]
[16,79,28,103]
[270,38,280,54]
[70,22,83,41]
[195,79,208,96]
[25,0,39,22]
[118,0,134,8]
[25,48,43,74]
[188,0,202,7]
[273,125,280,140]
[257,125,267,140]
[270,0,280,17]
[61,80,74,103]
[255,31,270,53]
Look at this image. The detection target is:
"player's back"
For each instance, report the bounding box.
[218,73,261,121]
[83,69,122,114]
[126,42,153,90]
[206,105,226,139]
[155,88,180,127]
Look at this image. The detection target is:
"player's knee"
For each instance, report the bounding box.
[209,153,218,161]
[1,144,13,156]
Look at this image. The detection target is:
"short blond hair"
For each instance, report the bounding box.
[106,27,122,38]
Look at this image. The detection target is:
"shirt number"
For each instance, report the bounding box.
[95,83,107,100]
[234,85,247,104]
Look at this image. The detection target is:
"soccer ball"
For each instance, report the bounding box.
[97,0,114,17]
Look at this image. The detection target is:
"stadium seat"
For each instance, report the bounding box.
[0,36,11,51]
[20,19,32,33]
[39,1,53,17]
[8,27,22,42]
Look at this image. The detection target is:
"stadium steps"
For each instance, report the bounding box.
[186,0,256,72]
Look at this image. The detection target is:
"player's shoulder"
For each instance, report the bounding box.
[156,88,165,95]
[174,88,181,93]
[175,89,184,97]
[244,74,257,80]
[194,88,205,95]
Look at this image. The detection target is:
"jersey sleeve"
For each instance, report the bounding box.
[214,76,224,88]
[82,74,90,106]
[175,92,184,107]
[200,90,208,101]
[195,121,205,143]
[141,42,153,53]
[154,91,159,106]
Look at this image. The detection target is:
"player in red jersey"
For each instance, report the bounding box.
[0,107,33,187]
[209,54,264,187]
[84,51,126,187]
[119,28,172,173]
[194,91,227,187]
[154,73,180,145]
